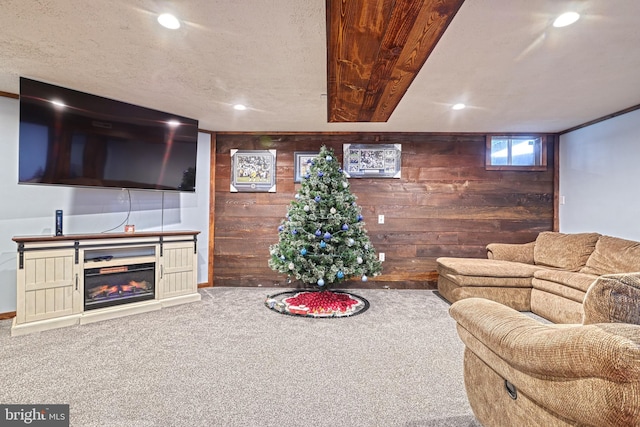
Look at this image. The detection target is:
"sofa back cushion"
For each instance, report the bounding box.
[580,235,640,276]
[534,232,600,271]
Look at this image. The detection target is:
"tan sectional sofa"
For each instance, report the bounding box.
[437,231,640,323]
[449,273,640,426]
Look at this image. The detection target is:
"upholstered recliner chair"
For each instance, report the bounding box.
[449,273,640,426]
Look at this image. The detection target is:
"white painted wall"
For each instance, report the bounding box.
[0,96,210,313]
[559,108,640,241]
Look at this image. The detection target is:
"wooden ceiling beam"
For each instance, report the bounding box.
[327,0,465,123]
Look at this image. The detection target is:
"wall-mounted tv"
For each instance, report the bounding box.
[18,77,199,192]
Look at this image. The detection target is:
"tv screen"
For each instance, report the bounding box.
[18,77,199,192]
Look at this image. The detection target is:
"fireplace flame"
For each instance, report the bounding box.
[88,280,151,300]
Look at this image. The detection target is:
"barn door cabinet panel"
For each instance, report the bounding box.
[17,247,81,325]
[159,239,198,301]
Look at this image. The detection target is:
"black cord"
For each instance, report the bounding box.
[101,189,132,233]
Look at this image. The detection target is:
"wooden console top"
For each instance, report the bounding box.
[13,230,200,243]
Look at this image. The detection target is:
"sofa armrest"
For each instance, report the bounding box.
[486,241,535,263]
[449,298,640,382]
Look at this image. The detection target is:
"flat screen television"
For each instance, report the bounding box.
[18,77,199,192]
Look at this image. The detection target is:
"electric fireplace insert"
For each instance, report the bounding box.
[84,262,155,310]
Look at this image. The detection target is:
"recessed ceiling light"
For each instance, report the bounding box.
[553,12,580,28]
[158,13,181,30]
[452,103,466,110]
[233,104,247,111]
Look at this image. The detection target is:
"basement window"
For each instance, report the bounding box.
[486,135,547,171]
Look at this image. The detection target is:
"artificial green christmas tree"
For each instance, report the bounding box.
[269,146,382,289]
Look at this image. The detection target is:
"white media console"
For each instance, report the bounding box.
[11,231,201,336]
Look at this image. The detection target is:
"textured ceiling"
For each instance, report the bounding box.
[1,0,639,133]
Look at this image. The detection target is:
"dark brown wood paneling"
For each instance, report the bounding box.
[211,133,555,289]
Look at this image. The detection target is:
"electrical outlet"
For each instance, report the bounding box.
[378,215,384,224]
[379,252,385,262]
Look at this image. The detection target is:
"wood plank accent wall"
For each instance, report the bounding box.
[212,133,555,289]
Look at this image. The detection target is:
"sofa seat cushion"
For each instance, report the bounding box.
[531,278,586,305]
[438,274,532,311]
[533,231,600,271]
[437,257,540,280]
[530,288,585,324]
[580,235,640,276]
[441,272,532,288]
[533,270,598,293]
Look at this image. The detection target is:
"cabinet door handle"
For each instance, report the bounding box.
[75,273,78,291]
[160,265,163,279]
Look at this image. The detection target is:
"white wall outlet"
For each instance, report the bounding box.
[378,214,384,224]
[379,252,385,262]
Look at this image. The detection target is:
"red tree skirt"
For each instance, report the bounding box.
[265,290,369,318]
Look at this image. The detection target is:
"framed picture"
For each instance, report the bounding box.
[230,149,276,192]
[293,151,319,183]
[343,144,401,178]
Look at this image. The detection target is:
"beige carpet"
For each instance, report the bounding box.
[0,287,480,427]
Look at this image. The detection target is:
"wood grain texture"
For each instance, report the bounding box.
[206,131,217,288]
[327,0,466,122]
[211,132,555,289]
[0,311,16,320]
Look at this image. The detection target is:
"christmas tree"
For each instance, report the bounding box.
[269,145,382,289]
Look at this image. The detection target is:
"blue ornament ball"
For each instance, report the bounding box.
[315,229,322,236]
[278,225,284,232]
[318,171,324,177]
[319,241,326,248]
[342,224,349,231]
[305,173,310,179]
[323,232,332,240]
[361,275,368,282]
[291,229,297,235]
[357,214,363,222]
[314,196,321,203]
[326,155,332,161]
[317,279,325,287]
[300,248,307,255]
[337,271,344,279]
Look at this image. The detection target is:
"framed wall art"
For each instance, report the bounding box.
[230,149,276,192]
[293,151,319,183]
[343,143,401,178]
